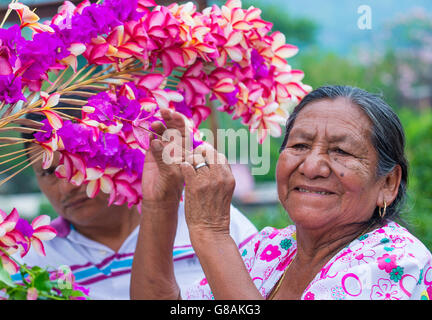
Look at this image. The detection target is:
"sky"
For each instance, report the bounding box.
[272,0,432,54]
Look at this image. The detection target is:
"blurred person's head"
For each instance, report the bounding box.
[21,98,138,232]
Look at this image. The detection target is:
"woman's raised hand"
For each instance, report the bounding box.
[133,108,192,300]
[134,110,261,300]
[178,143,263,300]
[141,108,191,208]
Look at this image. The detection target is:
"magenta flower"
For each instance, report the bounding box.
[19,33,68,82]
[0,75,25,104]
[15,219,33,238]
[15,215,57,257]
[0,209,57,274]
[87,92,119,125]
[303,291,315,300]
[104,0,143,23]
[0,25,26,75]
[80,4,119,36]
[260,244,281,262]
[251,49,269,79]
[377,253,398,273]
[57,121,94,154]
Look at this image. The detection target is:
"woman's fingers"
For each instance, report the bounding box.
[183,142,230,172]
[151,111,231,178]
[180,142,234,240]
[158,109,194,161]
[180,161,196,185]
[186,144,209,173]
[150,120,166,139]
[160,109,191,143]
[196,142,229,168]
[148,110,190,168]
[149,139,164,162]
[181,142,233,189]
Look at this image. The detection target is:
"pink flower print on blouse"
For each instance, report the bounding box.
[427,286,432,299]
[353,249,376,266]
[276,252,295,271]
[264,266,274,280]
[376,227,386,234]
[389,235,409,249]
[260,244,281,262]
[377,254,398,273]
[254,240,261,254]
[269,229,280,239]
[200,278,208,286]
[337,248,357,265]
[330,286,346,300]
[370,278,402,300]
[303,291,315,300]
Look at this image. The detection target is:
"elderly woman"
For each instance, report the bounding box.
[131,85,432,300]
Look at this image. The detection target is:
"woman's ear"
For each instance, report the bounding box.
[377,165,402,207]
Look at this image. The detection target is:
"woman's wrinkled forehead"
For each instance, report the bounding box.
[292,98,373,137]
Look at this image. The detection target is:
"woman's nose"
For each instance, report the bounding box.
[299,149,331,179]
[58,177,82,194]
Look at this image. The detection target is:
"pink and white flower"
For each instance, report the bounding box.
[8,0,310,211]
[370,278,403,300]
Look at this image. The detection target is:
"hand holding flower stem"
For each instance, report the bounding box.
[131,108,192,299]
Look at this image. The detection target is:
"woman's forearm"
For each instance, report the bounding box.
[190,231,263,300]
[130,202,180,300]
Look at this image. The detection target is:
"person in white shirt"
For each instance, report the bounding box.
[13,108,257,300]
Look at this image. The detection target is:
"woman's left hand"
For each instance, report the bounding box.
[179,143,263,300]
[180,143,236,242]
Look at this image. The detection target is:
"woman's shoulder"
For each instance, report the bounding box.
[365,221,432,262]
[304,221,432,300]
[239,225,297,263]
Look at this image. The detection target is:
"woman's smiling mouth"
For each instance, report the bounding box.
[294,186,335,196]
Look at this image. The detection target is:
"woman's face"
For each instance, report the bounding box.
[276,97,387,231]
[30,147,128,228]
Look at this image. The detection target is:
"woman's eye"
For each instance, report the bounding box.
[41,167,56,177]
[333,148,350,156]
[291,143,309,150]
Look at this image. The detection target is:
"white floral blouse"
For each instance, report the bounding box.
[185,221,432,300]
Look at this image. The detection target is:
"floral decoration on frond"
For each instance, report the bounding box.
[0,208,89,300]
[0,0,311,210]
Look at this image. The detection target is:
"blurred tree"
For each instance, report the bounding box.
[368,8,432,110]
[296,49,402,110]
[398,108,432,250]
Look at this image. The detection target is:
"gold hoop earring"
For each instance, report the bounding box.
[379,201,387,219]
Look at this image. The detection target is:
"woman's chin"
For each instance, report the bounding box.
[284,203,340,230]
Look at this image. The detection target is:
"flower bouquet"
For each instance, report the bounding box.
[0,0,310,299]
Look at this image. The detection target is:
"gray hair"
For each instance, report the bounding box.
[280,85,408,226]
